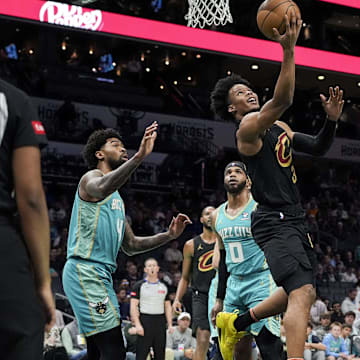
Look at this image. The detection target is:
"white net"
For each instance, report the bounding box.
[185,0,233,29]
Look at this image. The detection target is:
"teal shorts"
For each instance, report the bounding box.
[62,258,120,336]
[224,270,280,337]
[208,272,218,339]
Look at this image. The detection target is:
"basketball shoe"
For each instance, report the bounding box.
[216,312,248,360]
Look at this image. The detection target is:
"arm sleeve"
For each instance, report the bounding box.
[216,249,229,300]
[292,119,337,156]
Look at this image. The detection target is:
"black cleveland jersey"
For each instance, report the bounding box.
[0,79,47,215]
[191,235,215,294]
[241,124,300,207]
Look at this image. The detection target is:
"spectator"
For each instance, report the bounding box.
[304,322,326,360]
[331,302,345,324]
[166,312,196,360]
[61,318,87,360]
[117,287,130,321]
[341,289,358,316]
[43,324,68,360]
[341,324,353,356]
[342,268,358,283]
[123,321,137,360]
[344,311,358,335]
[315,313,332,341]
[323,322,349,360]
[311,296,328,325]
[164,240,183,265]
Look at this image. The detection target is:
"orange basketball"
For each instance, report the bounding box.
[257,0,301,40]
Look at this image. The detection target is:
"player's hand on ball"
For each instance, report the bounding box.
[320,86,344,122]
[272,9,302,49]
[168,213,192,239]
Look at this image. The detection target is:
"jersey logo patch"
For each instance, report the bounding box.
[158,290,166,294]
[89,296,109,315]
[198,250,214,272]
[197,244,203,250]
[32,121,46,135]
[242,212,249,219]
[275,132,292,167]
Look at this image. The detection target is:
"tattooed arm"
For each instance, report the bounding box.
[121,213,192,256]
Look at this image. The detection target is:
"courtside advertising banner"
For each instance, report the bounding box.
[0,0,359,75]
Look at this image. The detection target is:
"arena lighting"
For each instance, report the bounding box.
[1,1,360,75]
[317,0,360,9]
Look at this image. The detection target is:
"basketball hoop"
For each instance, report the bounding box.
[185,0,233,29]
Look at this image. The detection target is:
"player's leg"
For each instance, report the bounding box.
[255,327,284,360]
[152,315,167,360]
[85,334,101,360]
[89,325,126,360]
[194,328,211,360]
[234,335,253,360]
[192,292,211,360]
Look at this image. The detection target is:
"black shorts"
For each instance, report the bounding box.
[191,290,210,335]
[251,204,317,294]
[0,219,45,360]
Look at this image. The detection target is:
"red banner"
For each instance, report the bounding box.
[317,0,360,9]
[1,1,360,75]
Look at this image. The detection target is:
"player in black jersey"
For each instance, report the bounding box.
[210,10,344,360]
[173,206,216,360]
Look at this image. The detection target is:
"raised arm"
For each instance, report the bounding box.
[121,214,192,256]
[172,239,194,314]
[237,12,302,155]
[81,122,158,201]
[291,86,344,156]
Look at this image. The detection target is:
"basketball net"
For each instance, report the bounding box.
[185,0,233,29]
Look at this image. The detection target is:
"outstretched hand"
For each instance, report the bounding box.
[320,86,344,122]
[272,10,302,49]
[168,213,192,239]
[137,121,158,160]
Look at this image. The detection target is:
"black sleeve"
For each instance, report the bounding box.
[216,249,230,300]
[14,94,48,149]
[292,119,337,156]
[130,280,143,300]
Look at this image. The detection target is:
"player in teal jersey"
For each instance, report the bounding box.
[63,123,191,360]
[210,162,283,360]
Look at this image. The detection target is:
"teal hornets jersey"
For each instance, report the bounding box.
[215,196,268,276]
[67,189,126,272]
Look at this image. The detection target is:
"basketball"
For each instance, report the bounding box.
[257,0,301,40]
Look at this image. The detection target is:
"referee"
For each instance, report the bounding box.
[130,258,174,360]
[0,78,56,359]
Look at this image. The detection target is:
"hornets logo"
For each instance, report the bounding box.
[275,132,292,167]
[198,250,214,272]
[89,296,109,314]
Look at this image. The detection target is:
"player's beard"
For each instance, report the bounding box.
[202,222,213,231]
[224,179,246,195]
[108,157,126,170]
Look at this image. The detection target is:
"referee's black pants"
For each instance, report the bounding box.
[136,313,166,360]
[0,220,45,360]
